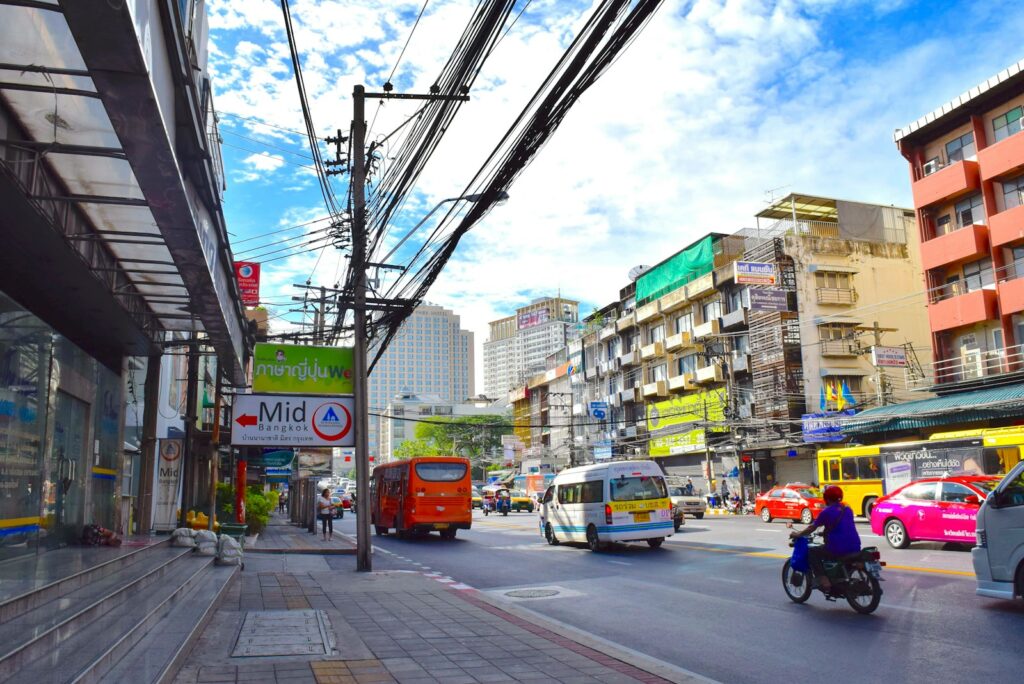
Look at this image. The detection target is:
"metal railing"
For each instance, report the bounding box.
[930,273,995,303]
[816,287,857,305]
[761,218,841,239]
[819,340,856,356]
[908,343,1024,389]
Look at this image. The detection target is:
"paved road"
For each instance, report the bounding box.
[331,512,1024,683]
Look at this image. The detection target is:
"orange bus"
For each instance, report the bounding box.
[370,457,472,540]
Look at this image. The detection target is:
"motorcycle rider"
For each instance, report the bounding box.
[789,485,860,591]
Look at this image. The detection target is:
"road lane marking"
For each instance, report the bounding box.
[607,560,632,566]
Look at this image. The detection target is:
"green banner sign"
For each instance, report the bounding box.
[252,343,354,395]
[646,390,726,457]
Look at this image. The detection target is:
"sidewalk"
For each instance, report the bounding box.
[249,513,357,555]
[173,526,704,684]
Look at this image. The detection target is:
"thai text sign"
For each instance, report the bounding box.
[646,391,726,457]
[734,261,777,285]
[801,410,856,443]
[233,261,260,306]
[154,439,183,531]
[517,308,550,329]
[871,345,907,368]
[231,394,355,447]
[252,343,354,394]
[749,288,789,312]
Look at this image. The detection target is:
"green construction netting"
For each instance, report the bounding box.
[636,235,715,304]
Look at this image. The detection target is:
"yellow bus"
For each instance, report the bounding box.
[818,427,1024,517]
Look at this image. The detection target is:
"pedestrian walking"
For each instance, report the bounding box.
[278,492,287,514]
[317,488,333,541]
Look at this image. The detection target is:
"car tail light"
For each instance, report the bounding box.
[604,504,613,524]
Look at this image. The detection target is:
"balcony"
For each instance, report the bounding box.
[618,349,641,367]
[607,393,622,407]
[820,340,857,357]
[979,130,1024,181]
[911,343,1024,390]
[998,275,1024,315]
[919,223,989,271]
[616,312,636,332]
[636,300,661,323]
[659,288,688,313]
[685,273,715,299]
[695,365,723,384]
[912,159,980,209]
[664,331,693,352]
[619,387,641,403]
[598,358,621,375]
[584,366,598,381]
[642,380,669,397]
[668,373,696,392]
[816,288,858,305]
[927,288,999,332]
[599,324,616,341]
[719,308,748,331]
[989,202,1024,248]
[732,353,750,374]
[693,319,720,339]
[640,341,665,360]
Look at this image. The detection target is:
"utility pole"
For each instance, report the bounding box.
[855,321,898,407]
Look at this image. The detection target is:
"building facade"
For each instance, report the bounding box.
[378,393,506,464]
[482,297,579,400]
[368,304,474,460]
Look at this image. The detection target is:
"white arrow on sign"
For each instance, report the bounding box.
[231,394,356,447]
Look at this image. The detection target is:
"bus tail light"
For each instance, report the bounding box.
[604,504,613,524]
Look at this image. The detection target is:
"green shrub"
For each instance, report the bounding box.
[244,486,273,534]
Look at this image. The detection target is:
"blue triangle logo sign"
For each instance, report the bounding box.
[322,407,340,422]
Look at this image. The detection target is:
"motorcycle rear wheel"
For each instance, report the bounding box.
[782,560,812,603]
[845,567,882,614]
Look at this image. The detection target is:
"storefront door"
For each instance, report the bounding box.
[44,391,89,548]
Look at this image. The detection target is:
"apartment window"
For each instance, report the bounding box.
[819,323,855,342]
[945,131,976,163]
[627,331,641,351]
[727,288,748,313]
[674,313,693,335]
[935,214,953,236]
[1004,175,1024,210]
[676,354,698,376]
[702,300,722,324]
[815,271,852,289]
[955,193,985,227]
[733,334,750,356]
[650,364,667,383]
[1010,246,1024,280]
[649,324,665,344]
[963,257,994,290]
[994,106,1023,143]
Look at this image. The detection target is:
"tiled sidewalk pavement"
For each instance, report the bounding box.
[173,560,690,684]
[251,514,357,554]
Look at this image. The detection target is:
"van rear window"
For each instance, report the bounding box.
[415,462,467,482]
[611,476,667,501]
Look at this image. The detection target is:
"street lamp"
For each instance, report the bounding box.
[379,191,510,266]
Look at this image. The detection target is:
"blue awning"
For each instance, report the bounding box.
[844,382,1024,436]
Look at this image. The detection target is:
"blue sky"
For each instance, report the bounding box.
[205,0,1024,385]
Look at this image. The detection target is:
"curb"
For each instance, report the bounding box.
[458,587,719,684]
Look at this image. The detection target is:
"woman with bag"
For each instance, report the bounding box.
[317,488,334,541]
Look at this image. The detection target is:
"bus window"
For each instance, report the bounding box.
[841,459,858,480]
[857,456,881,480]
[826,459,841,482]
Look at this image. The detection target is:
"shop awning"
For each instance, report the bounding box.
[844,382,1024,436]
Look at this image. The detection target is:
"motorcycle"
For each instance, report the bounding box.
[782,527,885,614]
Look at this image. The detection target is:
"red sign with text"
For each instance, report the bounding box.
[234,261,260,306]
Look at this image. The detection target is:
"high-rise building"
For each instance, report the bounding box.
[894,59,1024,394]
[483,296,579,399]
[368,304,474,460]
[379,393,506,463]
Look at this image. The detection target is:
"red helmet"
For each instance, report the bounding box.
[823,485,843,504]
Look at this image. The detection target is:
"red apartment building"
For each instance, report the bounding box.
[896,60,1024,392]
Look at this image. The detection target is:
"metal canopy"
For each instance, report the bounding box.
[756,193,839,222]
[0,1,248,382]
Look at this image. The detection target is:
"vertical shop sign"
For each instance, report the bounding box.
[154,439,183,531]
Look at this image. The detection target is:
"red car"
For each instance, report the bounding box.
[869,476,1000,549]
[756,484,825,524]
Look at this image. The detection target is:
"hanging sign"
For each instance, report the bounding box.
[154,439,184,531]
[234,261,261,306]
[734,261,777,285]
[749,288,789,312]
[231,394,356,447]
[871,345,908,368]
[252,343,354,395]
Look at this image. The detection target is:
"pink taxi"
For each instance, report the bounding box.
[869,476,1001,549]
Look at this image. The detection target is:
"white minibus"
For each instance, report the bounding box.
[540,460,673,551]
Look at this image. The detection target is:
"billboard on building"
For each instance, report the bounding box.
[517,308,550,329]
[646,391,726,457]
[801,410,856,443]
[252,343,354,394]
[234,261,261,306]
[749,288,789,312]
[734,261,777,285]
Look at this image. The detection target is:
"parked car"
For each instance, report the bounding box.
[509,490,535,513]
[871,475,1001,549]
[972,462,1024,600]
[667,485,706,521]
[755,484,825,524]
[471,486,482,509]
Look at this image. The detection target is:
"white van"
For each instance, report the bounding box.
[539,460,673,551]
[973,461,1024,599]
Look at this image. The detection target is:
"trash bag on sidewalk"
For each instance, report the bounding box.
[790,536,810,573]
[195,529,218,556]
[171,528,196,548]
[215,534,243,566]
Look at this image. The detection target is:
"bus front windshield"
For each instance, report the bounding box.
[611,475,667,501]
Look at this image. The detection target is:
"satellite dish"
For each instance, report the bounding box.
[628,265,650,282]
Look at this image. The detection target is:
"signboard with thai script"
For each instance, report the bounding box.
[231,394,355,447]
[234,261,261,306]
[252,343,354,395]
[517,308,549,329]
[647,391,726,456]
[801,410,856,443]
[734,261,777,285]
[749,288,789,312]
[871,345,908,368]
